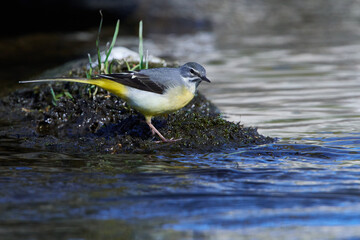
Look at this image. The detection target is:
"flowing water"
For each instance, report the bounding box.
[1,31,360,239]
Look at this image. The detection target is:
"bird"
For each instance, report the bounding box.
[19,62,211,142]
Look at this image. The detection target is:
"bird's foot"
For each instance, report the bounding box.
[145,117,181,143]
[155,137,182,143]
[151,129,156,136]
[110,143,122,154]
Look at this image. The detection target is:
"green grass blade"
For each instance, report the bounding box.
[138,20,143,69]
[87,53,93,78]
[104,19,120,64]
[96,10,104,70]
[49,85,58,106]
[109,59,117,74]
[64,91,73,99]
[130,63,140,71]
[145,49,149,69]
[124,59,131,71]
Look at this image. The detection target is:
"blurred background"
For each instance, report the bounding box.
[2,0,360,85]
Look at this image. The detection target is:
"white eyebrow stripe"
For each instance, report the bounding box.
[185,76,201,82]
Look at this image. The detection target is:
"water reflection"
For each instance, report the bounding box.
[0,137,359,239]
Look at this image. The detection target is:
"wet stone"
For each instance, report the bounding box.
[0,64,275,154]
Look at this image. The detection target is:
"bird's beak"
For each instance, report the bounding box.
[201,76,211,83]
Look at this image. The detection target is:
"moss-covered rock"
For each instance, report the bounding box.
[0,62,275,154]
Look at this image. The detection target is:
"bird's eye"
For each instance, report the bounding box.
[190,68,195,74]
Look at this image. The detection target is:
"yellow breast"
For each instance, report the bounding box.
[165,85,195,112]
[126,85,195,117]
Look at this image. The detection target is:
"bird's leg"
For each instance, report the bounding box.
[150,128,156,136]
[145,117,181,143]
[145,117,168,142]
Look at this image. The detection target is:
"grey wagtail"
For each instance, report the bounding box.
[20,62,211,142]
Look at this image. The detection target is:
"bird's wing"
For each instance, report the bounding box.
[98,72,167,94]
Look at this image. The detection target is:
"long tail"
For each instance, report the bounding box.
[19,78,96,85]
[19,78,128,99]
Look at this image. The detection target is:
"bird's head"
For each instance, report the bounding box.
[180,62,211,89]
